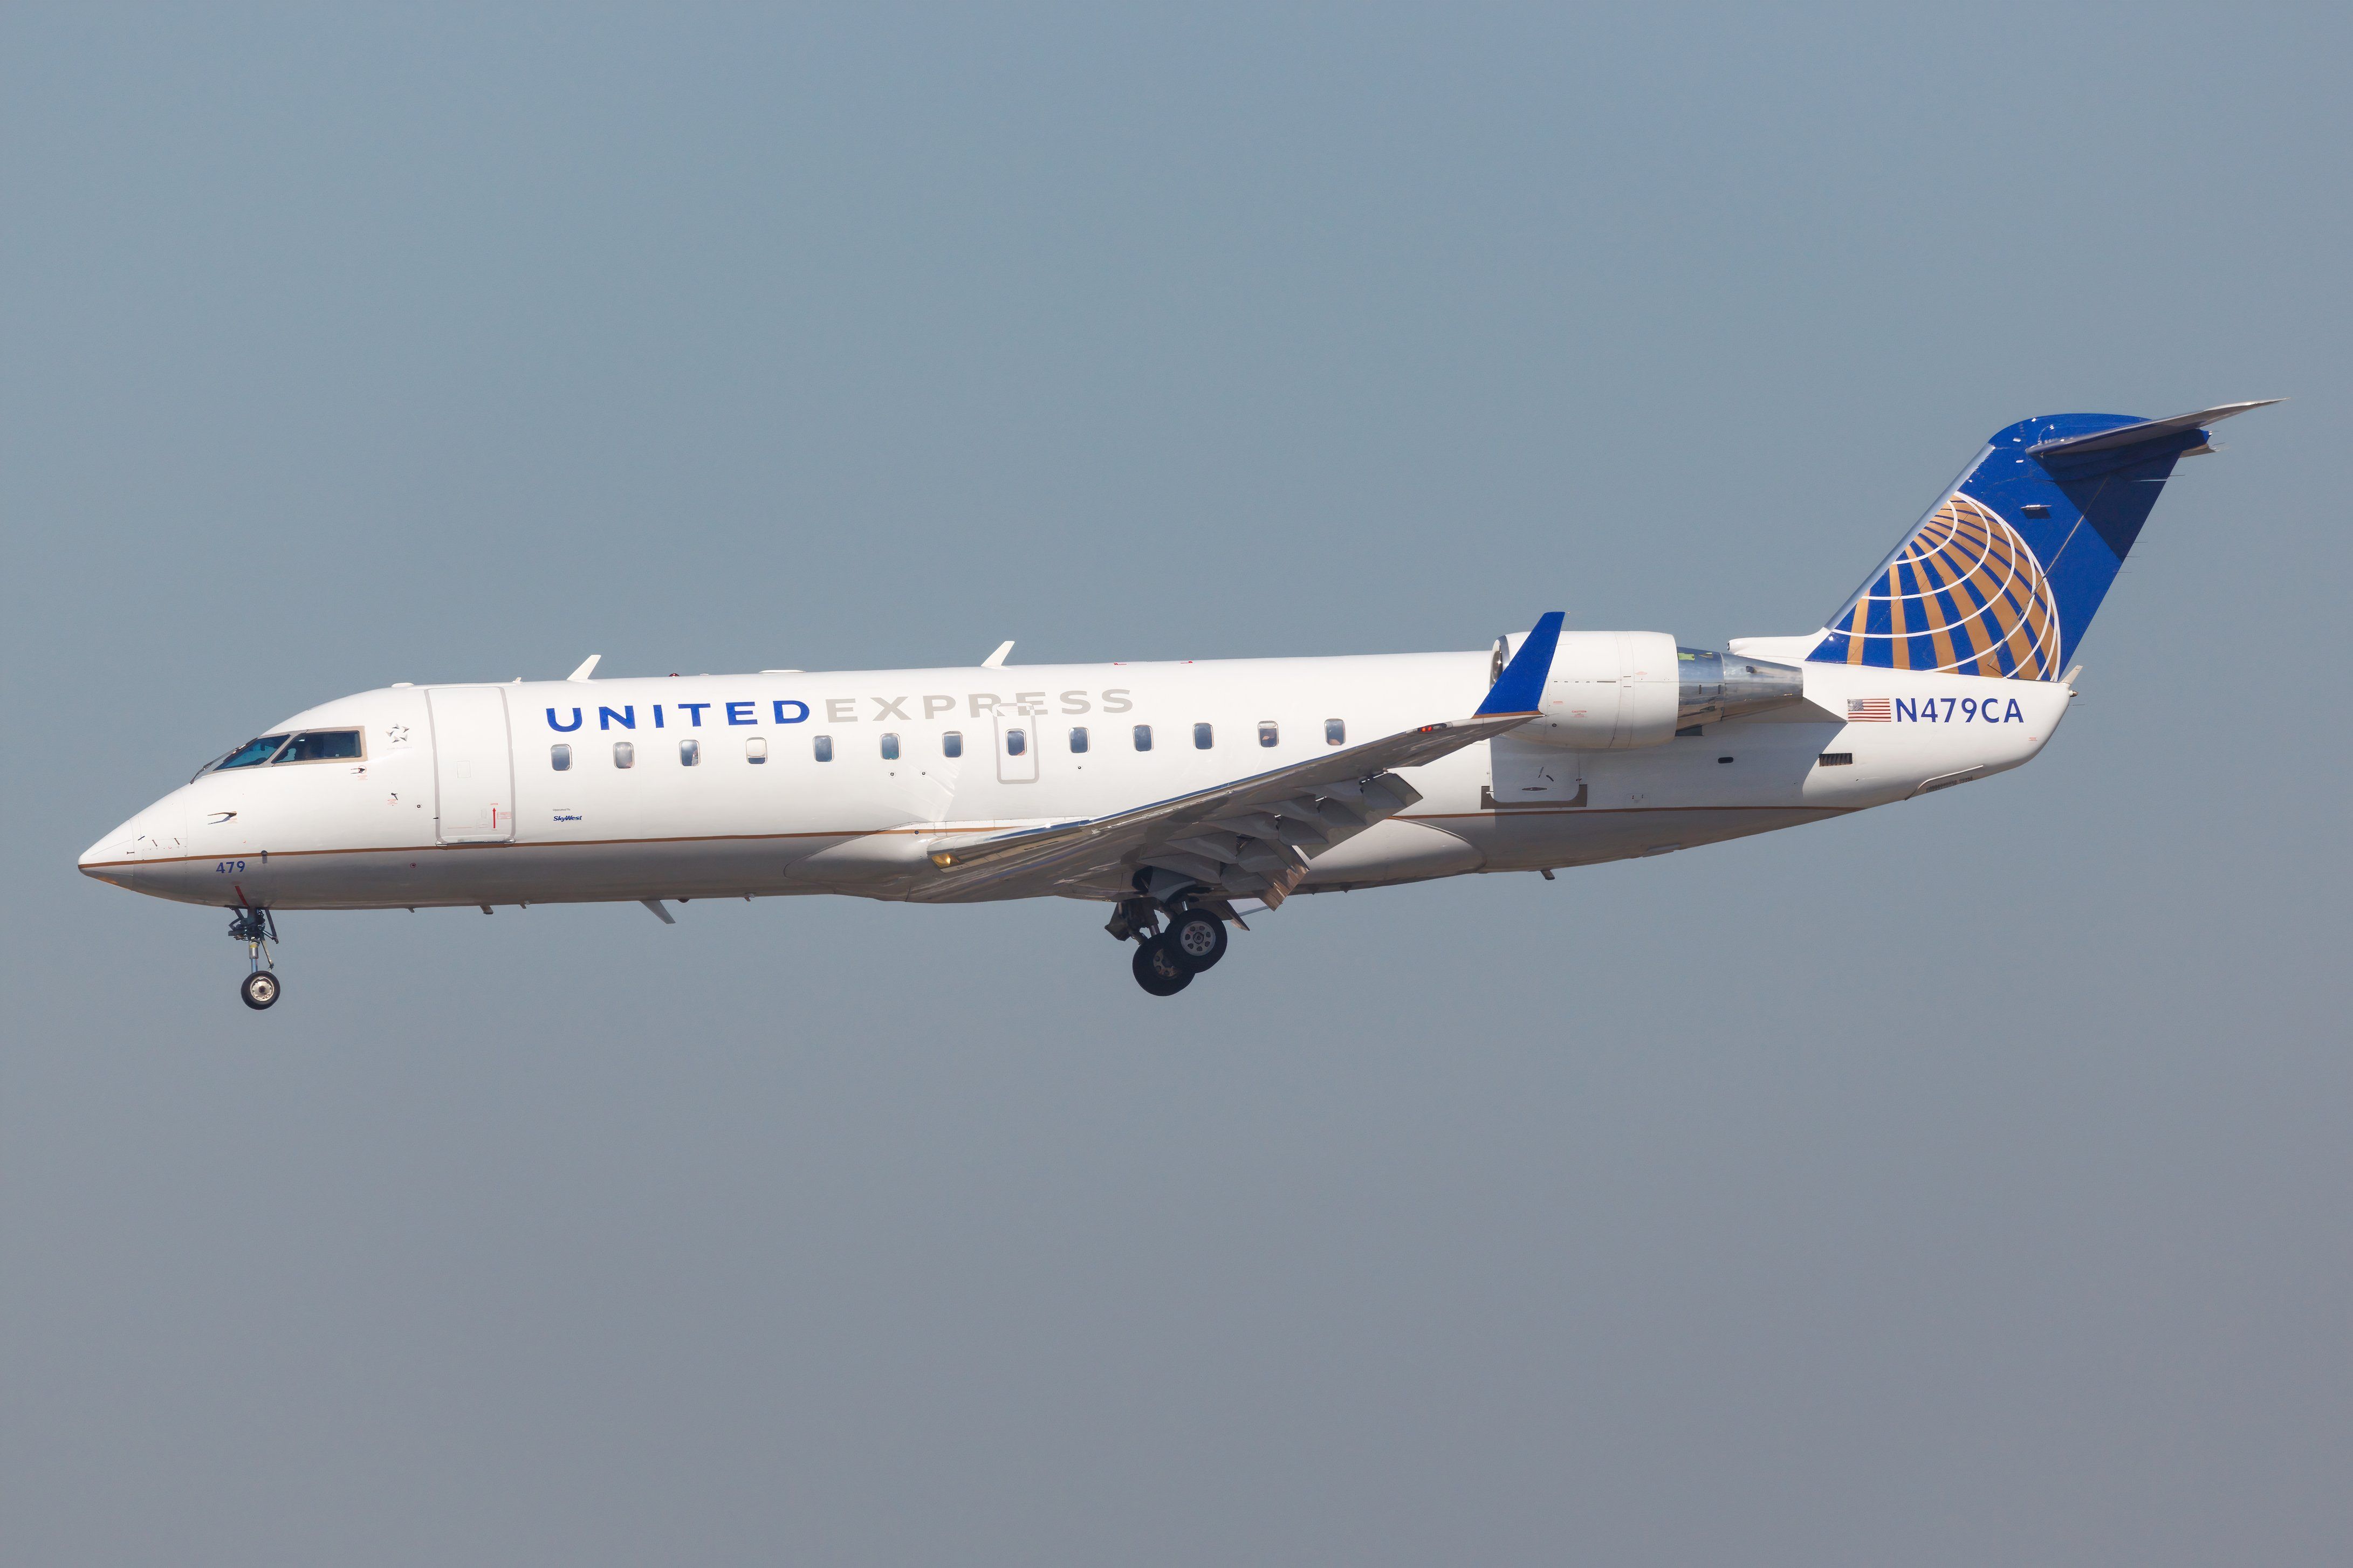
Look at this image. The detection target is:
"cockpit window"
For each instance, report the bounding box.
[274,730,363,763]
[214,734,290,771]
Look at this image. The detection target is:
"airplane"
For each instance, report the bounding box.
[81,401,2275,1007]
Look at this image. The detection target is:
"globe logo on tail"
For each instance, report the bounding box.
[1816,493,2061,679]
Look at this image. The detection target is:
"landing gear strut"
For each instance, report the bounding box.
[1110,890,1232,996]
[229,904,282,1010]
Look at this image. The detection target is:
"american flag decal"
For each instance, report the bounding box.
[1847,698,1892,722]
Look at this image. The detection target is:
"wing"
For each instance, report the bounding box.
[909,613,1566,905]
[909,710,1537,903]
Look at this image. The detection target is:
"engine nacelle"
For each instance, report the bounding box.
[1672,647,1809,728]
[1498,631,1807,749]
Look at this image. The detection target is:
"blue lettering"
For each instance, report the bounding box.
[598,705,635,731]
[773,699,809,724]
[726,701,756,725]
[1961,697,1979,722]
[653,705,664,728]
[1940,698,1957,723]
[547,706,584,732]
[2005,698,2024,723]
[1894,698,1917,723]
[680,702,711,727]
[1921,699,1938,723]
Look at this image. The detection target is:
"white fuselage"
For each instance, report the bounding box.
[79,649,2071,911]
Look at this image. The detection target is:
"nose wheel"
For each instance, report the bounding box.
[228,904,282,1010]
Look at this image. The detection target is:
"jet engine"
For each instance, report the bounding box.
[1493,630,1807,749]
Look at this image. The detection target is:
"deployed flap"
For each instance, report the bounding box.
[910,709,1535,903]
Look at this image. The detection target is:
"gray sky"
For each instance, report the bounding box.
[5,6,2348,1564]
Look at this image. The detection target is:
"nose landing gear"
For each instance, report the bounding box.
[228,904,282,1010]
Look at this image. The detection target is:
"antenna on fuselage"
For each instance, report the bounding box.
[567,655,601,682]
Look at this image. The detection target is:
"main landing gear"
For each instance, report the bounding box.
[1109,893,1232,997]
[228,904,282,1010]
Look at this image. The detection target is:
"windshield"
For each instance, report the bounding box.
[211,734,290,772]
[195,727,367,779]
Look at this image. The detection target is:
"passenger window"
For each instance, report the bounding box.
[1069,726,1089,753]
[1193,723,1213,749]
[746,737,768,764]
[276,730,363,763]
[943,731,963,758]
[1325,718,1345,745]
[614,741,635,769]
[881,733,901,761]
[551,744,572,771]
[1258,721,1278,748]
[216,734,290,770]
[1006,728,1027,757]
[680,738,700,766]
[814,735,833,762]
[1134,724,1152,751]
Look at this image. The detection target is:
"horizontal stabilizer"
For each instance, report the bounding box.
[2026,399,2280,458]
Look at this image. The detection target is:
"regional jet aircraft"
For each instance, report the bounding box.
[82,402,2274,1005]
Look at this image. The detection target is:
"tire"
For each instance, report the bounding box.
[1131,935,1193,996]
[1167,909,1228,972]
[241,971,281,1010]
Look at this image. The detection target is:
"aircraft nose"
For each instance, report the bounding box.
[80,798,184,888]
[80,825,139,885]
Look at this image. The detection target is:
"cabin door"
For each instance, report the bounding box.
[428,686,517,843]
[995,704,1042,784]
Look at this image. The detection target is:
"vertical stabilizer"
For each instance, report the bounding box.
[1806,401,2275,678]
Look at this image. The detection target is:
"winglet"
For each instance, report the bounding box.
[1475,612,1564,716]
[567,655,601,682]
[982,641,1014,669]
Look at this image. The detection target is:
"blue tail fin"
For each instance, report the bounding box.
[1806,401,2276,678]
